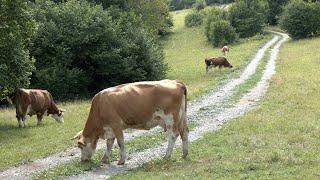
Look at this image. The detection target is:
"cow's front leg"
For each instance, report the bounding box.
[114,128,126,165]
[37,114,44,125]
[22,116,27,128]
[16,115,22,128]
[101,137,115,164]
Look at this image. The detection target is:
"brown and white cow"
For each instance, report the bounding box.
[205,56,233,73]
[73,79,188,165]
[221,45,229,56]
[13,88,64,127]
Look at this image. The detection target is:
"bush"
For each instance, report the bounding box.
[229,0,269,38]
[206,0,235,5]
[30,0,167,100]
[169,0,196,10]
[194,0,207,11]
[185,11,204,27]
[280,0,320,39]
[0,1,36,100]
[204,7,229,39]
[266,0,290,25]
[207,20,237,47]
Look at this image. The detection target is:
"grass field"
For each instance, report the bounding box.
[0,9,271,172]
[112,36,320,179]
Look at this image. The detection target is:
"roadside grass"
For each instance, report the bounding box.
[0,100,90,171]
[112,37,320,179]
[0,9,271,171]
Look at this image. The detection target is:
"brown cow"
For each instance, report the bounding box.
[221,45,229,56]
[73,79,188,165]
[13,88,64,127]
[205,56,233,73]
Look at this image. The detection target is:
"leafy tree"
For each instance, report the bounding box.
[185,11,204,27]
[0,0,36,100]
[194,0,207,11]
[204,7,229,40]
[30,0,167,100]
[229,0,269,38]
[280,0,320,39]
[266,0,290,25]
[207,20,237,47]
[127,0,173,35]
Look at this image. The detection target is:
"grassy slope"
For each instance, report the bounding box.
[162,10,270,100]
[0,9,270,171]
[113,37,320,179]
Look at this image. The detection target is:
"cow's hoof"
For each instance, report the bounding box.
[101,156,110,164]
[117,160,125,165]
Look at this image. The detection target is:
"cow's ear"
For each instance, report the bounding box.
[77,138,86,149]
[60,108,66,112]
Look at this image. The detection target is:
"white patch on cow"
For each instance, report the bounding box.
[81,143,94,161]
[102,127,114,140]
[26,105,32,115]
[44,110,48,116]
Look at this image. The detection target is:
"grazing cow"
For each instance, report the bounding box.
[221,45,229,56]
[205,56,233,73]
[13,88,64,127]
[73,79,188,165]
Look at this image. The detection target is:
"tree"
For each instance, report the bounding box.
[0,0,36,100]
[207,20,237,47]
[266,0,290,25]
[229,0,269,38]
[30,0,167,100]
[280,0,320,39]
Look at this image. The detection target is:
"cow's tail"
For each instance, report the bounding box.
[177,80,187,126]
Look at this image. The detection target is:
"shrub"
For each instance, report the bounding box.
[0,1,36,100]
[30,0,167,100]
[169,0,196,10]
[204,7,229,39]
[194,0,207,11]
[206,0,235,5]
[280,0,320,39]
[266,0,290,25]
[207,20,237,47]
[185,11,204,27]
[229,0,269,38]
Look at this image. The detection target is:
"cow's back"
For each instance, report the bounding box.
[95,80,185,128]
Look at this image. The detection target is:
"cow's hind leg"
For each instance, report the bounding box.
[164,114,179,159]
[179,126,189,158]
[101,137,115,164]
[113,128,126,165]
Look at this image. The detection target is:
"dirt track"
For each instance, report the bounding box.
[0,32,288,180]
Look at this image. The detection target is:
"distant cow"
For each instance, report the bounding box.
[205,57,233,73]
[72,79,188,165]
[221,45,229,56]
[13,88,64,127]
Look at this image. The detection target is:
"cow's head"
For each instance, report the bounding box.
[51,109,65,123]
[78,135,98,161]
[73,130,98,162]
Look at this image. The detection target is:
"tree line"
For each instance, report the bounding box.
[0,0,172,101]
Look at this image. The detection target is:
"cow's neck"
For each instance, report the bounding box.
[82,122,103,142]
[48,103,59,115]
